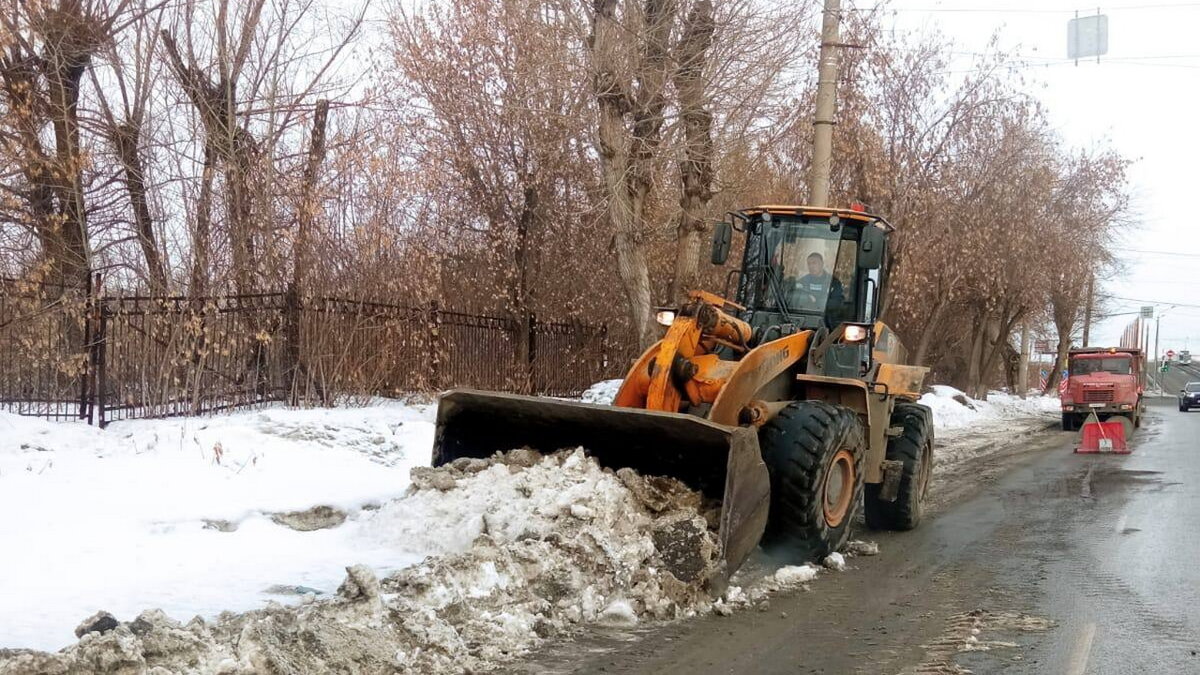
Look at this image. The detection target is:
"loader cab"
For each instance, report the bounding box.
[718,206,889,343]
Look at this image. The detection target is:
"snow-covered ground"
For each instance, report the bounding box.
[0,380,1058,666]
[0,403,434,651]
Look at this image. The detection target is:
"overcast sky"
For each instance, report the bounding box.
[882,0,1200,357]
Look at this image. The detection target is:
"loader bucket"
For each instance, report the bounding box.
[433,389,771,583]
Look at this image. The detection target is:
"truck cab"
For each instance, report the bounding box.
[1061,347,1144,433]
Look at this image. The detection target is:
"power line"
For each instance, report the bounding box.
[877,3,1200,14]
[1098,293,1200,309]
[1124,248,1200,258]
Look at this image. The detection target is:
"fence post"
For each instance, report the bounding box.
[285,285,302,406]
[79,273,96,422]
[428,300,441,391]
[96,300,109,428]
[527,312,537,393]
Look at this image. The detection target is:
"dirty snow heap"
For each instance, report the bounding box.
[0,449,723,675]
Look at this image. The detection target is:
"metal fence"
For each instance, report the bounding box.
[0,281,621,426]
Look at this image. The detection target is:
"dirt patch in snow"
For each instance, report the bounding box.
[269,505,348,532]
[0,449,724,675]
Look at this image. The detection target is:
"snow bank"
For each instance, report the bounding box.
[919,385,1059,431]
[1,450,722,675]
[0,403,434,651]
[580,379,623,405]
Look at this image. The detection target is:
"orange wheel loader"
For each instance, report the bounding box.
[433,205,932,585]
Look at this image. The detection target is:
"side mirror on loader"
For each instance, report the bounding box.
[711,221,733,265]
[857,224,885,269]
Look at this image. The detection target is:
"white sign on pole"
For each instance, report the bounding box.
[1140,305,1154,319]
[1068,14,1109,60]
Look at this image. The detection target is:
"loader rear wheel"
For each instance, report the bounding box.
[864,402,933,531]
[759,401,865,561]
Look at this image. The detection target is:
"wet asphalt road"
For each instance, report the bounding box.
[518,391,1200,674]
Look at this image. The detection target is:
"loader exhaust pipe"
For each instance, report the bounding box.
[433,389,771,584]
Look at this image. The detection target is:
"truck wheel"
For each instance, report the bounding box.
[864,402,933,531]
[1061,413,1078,431]
[758,401,865,561]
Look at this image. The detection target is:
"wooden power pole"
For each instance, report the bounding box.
[1081,273,1094,347]
[808,0,842,208]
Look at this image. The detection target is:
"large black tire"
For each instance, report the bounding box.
[1062,412,1079,432]
[864,402,933,531]
[758,401,865,561]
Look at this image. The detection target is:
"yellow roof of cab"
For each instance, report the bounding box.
[738,205,894,232]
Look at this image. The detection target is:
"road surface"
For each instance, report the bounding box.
[516,395,1200,674]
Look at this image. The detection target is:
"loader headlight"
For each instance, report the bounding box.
[655,309,677,327]
[843,324,870,343]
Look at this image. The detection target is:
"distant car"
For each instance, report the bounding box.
[1179,382,1200,412]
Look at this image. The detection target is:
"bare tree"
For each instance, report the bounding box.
[89,2,169,291]
[588,0,676,348]
[0,0,139,288]
[668,0,715,303]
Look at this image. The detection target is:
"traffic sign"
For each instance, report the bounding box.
[1067,14,1109,60]
[1167,349,1175,358]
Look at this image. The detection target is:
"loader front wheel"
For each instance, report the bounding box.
[759,402,865,561]
[864,402,933,531]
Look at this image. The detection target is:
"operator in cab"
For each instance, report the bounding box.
[790,252,844,314]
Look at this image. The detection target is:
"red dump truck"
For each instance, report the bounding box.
[1060,347,1145,432]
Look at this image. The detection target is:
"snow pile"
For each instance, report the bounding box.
[822,552,846,571]
[919,385,1059,431]
[0,403,435,651]
[772,564,821,585]
[580,379,623,405]
[0,449,723,675]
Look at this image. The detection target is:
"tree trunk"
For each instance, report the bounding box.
[191,147,216,295]
[981,309,1025,389]
[589,0,670,348]
[512,185,538,393]
[162,29,262,295]
[287,99,329,403]
[226,158,257,295]
[966,310,987,399]
[912,297,951,366]
[292,99,328,294]
[114,123,168,292]
[1018,321,1031,397]
[47,52,91,289]
[1043,319,1073,395]
[668,0,714,304]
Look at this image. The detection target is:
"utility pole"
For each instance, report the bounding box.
[1154,314,1161,393]
[808,0,842,208]
[1082,274,1094,347]
[1143,320,1151,374]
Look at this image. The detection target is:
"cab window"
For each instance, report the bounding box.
[1070,357,1131,376]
